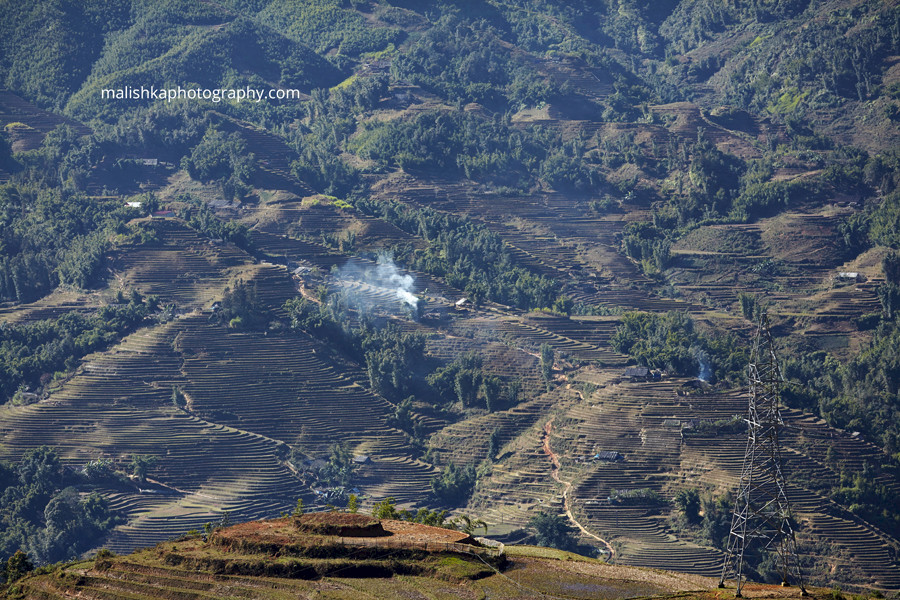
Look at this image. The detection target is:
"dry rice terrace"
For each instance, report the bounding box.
[6,512,857,600]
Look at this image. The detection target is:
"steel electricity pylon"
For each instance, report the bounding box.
[718,313,807,597]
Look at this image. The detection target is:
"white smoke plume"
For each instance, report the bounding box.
[334,253,419,317]
[375,254,418,309]
[695,348,712,382]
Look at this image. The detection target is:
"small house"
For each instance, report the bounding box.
[623,366,650,380]
[16,391,40,404]
[151,209,175,218]
[302,458,328,472]
[835,272,865,284]
[352,455,372,465]
[593,451,624,462]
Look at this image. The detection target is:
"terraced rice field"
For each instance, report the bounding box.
[0,90,92,151]
[113,219,250,309]
[0,320,305,554]
[536,378,900,588]
[2,91,898,590]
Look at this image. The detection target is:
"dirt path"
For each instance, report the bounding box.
[541,417,616,561]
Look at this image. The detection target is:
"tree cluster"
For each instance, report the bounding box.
[0,132,149,303]
[0,447,121,572]
[355,199,560,310]
[392,14,551,111]
[672,488,732,551]
[181,196,252,250]
[527,511,588,555]
[430,462,476,506]
[611,311,747,384]
[181,128,256,201]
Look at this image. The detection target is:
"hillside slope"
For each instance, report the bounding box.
[3,513,833,600]
[1,0,900,592]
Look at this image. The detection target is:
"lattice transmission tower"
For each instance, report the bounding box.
[719,313,807,597]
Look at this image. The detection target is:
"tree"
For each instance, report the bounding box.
[217,280,267,329]
[430,462,476,506]
[403,507,448,526]
[428,352,483,405]
[454,368,482,407]
[4,550,33,584]
[388,397,415,434]
[738,292,757,321]
[540,344,555,382]
[884,252,900,284]
[129,455,157,483]
[347,494,359,514]
[552,295,574,315]
[452,514,488,535]
[320,443,354,487]
[171,387,185,409]
[506,378,522,406]
[674,488,701,524]
[528,511,579,552]
[481,376,502,412]
[372,497,401,520]
[16,446,64,495]
[487,427,502,461]
[878,283,900,320]
[181,127,256,199]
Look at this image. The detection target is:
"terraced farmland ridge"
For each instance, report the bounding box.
[14,512,857,600]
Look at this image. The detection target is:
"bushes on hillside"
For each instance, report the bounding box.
[354,199,561,310]
[213,280,268,330]
[362,324,427,400]
[181,195,252,250]
[0,168,143,304]
[391,15,550,110]
[730,180,810,222]
[869,191,900,249]
[611,311,747,383]
[0,447,121,569]
[259,0,403,57]
[350,109,601,193]
[181,128,256,201]
[427,353,483,408]
[0,293,156,404]
[527,511,582,553]
[671,488,733,550]
[430,462,476,506]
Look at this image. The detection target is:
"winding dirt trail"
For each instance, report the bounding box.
[541,417,616,561]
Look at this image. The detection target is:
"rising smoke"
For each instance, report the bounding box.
[695,348,712,382]
[333,253,419,317]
